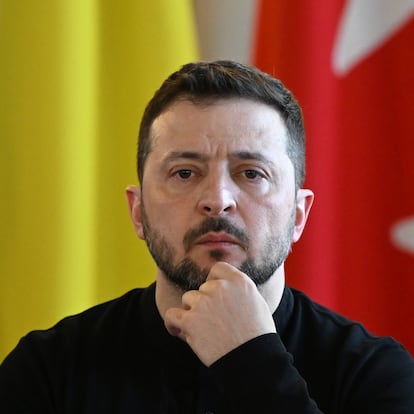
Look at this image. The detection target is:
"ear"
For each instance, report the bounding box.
[292,188,314,243]
[126,185,145,240]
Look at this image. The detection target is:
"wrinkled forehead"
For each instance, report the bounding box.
[150,97,288,147]
[148,98,290,164]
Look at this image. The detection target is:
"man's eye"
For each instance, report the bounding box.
[244,169,261,179]
[175,169,193,179]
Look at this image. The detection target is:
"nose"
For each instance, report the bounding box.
[197,173,237,216]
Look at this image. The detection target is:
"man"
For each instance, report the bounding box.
[1,60,413,413]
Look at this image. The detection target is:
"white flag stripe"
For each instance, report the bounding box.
[332,0,414,76]
[391,217,414,254]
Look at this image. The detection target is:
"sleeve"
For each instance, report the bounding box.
[208,333,414,414]
[0,335,57,414]
[209,333,322,413]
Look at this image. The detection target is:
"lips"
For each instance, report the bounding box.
[195,232,241,247]
[182,217,249,253]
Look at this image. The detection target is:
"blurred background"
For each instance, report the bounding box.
[1,0,414,361]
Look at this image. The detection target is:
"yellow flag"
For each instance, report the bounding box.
[0,0,198,361]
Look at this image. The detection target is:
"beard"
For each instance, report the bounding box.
[141,201,295,292]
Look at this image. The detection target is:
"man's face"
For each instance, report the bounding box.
[129,98,312,291]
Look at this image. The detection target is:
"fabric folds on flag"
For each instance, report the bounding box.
[0,0,197,361]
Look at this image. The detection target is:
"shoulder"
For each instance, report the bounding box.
[282,288,414,409]
[63,287,147,324]
[287,287,413,371]
[289,287,378,338]
[5,287,151,364]
[0,286,157,409]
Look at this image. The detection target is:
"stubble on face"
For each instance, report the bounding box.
[140,199,296,292]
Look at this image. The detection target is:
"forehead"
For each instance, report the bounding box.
[149,98,289,157]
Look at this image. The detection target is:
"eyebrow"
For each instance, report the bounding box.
[162,150,273,165]
[163,151,209,163]
[231,151,272,164]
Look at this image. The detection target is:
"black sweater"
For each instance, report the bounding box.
[1,283,413,413]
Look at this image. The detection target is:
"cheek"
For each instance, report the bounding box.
[246,197,294,233]
[145,196,190,237]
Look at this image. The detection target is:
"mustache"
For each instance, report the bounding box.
[183,217,249,252]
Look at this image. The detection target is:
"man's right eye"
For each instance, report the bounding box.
[175,169,193,179]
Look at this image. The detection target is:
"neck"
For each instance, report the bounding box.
[155,271,186,319]
[155,265,286,319]
[257,265,286,314]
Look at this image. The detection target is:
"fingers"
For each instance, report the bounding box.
[164,307,184,338]
[162,261,276,366]
[165,262,255,340]
[205,261,232,279]
[164,290,203,339]
[205,261,247,282]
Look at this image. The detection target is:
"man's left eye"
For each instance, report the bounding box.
[244,169,261,179]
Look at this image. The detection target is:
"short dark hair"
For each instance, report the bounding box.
[137,60,306,189]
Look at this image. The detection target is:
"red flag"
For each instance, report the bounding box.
[253,0,414,354]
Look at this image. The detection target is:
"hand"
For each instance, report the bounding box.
[164,262,276,367]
